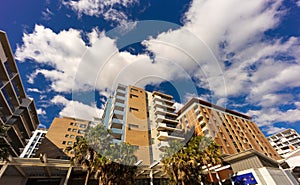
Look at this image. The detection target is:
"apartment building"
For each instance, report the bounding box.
[177,98,282,160]
[103,84,184,165]
[268,129,300,157]
[0,31,40,156]
[36,117,90,159]
[19,129,47,158]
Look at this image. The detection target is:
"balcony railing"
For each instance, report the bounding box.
[156,131,184,141]
[155,115,178,124]
[158,141,169,151]
[154,107,177,117]
[156,123,182,132]
[111,118,123,129]
[153,96,174,105]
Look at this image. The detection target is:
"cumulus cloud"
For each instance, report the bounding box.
[27,88,42,93]
[51,95,103,121]
[264,125,287,135]
[36,108,46,115]
[16,0,300,135]
[62,0,137,24]
[143,0,300,133]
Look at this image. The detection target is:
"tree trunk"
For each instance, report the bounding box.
[206,165,213,183]
[84,170,90,185]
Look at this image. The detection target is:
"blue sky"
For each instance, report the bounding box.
[1,0,300,136]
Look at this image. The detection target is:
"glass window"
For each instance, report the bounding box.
[78,130,84,134]
[67,141,72,145]
[70,135,75,139]
[67,128,71,131]
[70,122,74,126]
[62,141,66,145]
[65,134,69,138]
[72,128,77,132]
[80,124,86,128]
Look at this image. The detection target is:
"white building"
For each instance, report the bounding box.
[19,129,47,158]
[268,129,300,157]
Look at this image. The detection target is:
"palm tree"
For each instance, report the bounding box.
[66,136,96,185]
[0,125,10,161]
[68,124,138,185]
[162,136,222,185]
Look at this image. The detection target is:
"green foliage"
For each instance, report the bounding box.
[162,136,222,185]
[67,124,138,185]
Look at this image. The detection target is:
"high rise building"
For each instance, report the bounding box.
[268,128,300,157]
[177,98,282,160]
[103,84,184,165]
[19,129,47,158]
[36,117,90,159]
[0,31,40,156]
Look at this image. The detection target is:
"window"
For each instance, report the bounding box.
[62,141,66,145]
[78,130,85,134]
[75,122,79,126]
[130,88,138,92]
[129,107,139,112]
[80,124,86,128]
[67,141,72,145]
[67,128,71,131]
[70,135,75,139]
[70,122,74,126]
[130,94,138,98]
[72,128,77,132]
[65,134,69,138]
[128,124,139,130]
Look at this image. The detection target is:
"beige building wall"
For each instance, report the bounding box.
[38,117,89,158]
[124,86,151,165]
[178,98,282,160]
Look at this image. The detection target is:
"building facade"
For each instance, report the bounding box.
[36,117,90,159]
[177,98,282,160]
[103,84,184,165]
[268,129,300,157]
[19,129,47,158]
[0,31,40,156]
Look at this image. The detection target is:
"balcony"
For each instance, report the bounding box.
[153,96,174,106]
[111,118,123,129]
[110,128,122,140]
[156,123,182,132]
[154,107,177,117]
[153,101,176,111]
[116,89,126,96]
[158,141,169,151]
[155,115,178,124]
[114,102,125,112]
[113,109,124,119]
[156,131,184,141]
[110,128,123,135]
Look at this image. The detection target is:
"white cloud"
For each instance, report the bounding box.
[17,0,300,131]
[27,88,42,93]
[16,25,86,92]
[42,8,54,20]
[51,95,103,121]
[36,108,46,115]
[143,0,300,128]
[297,1,300,7]
[62,0,137,24]
[264,125,287,135]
